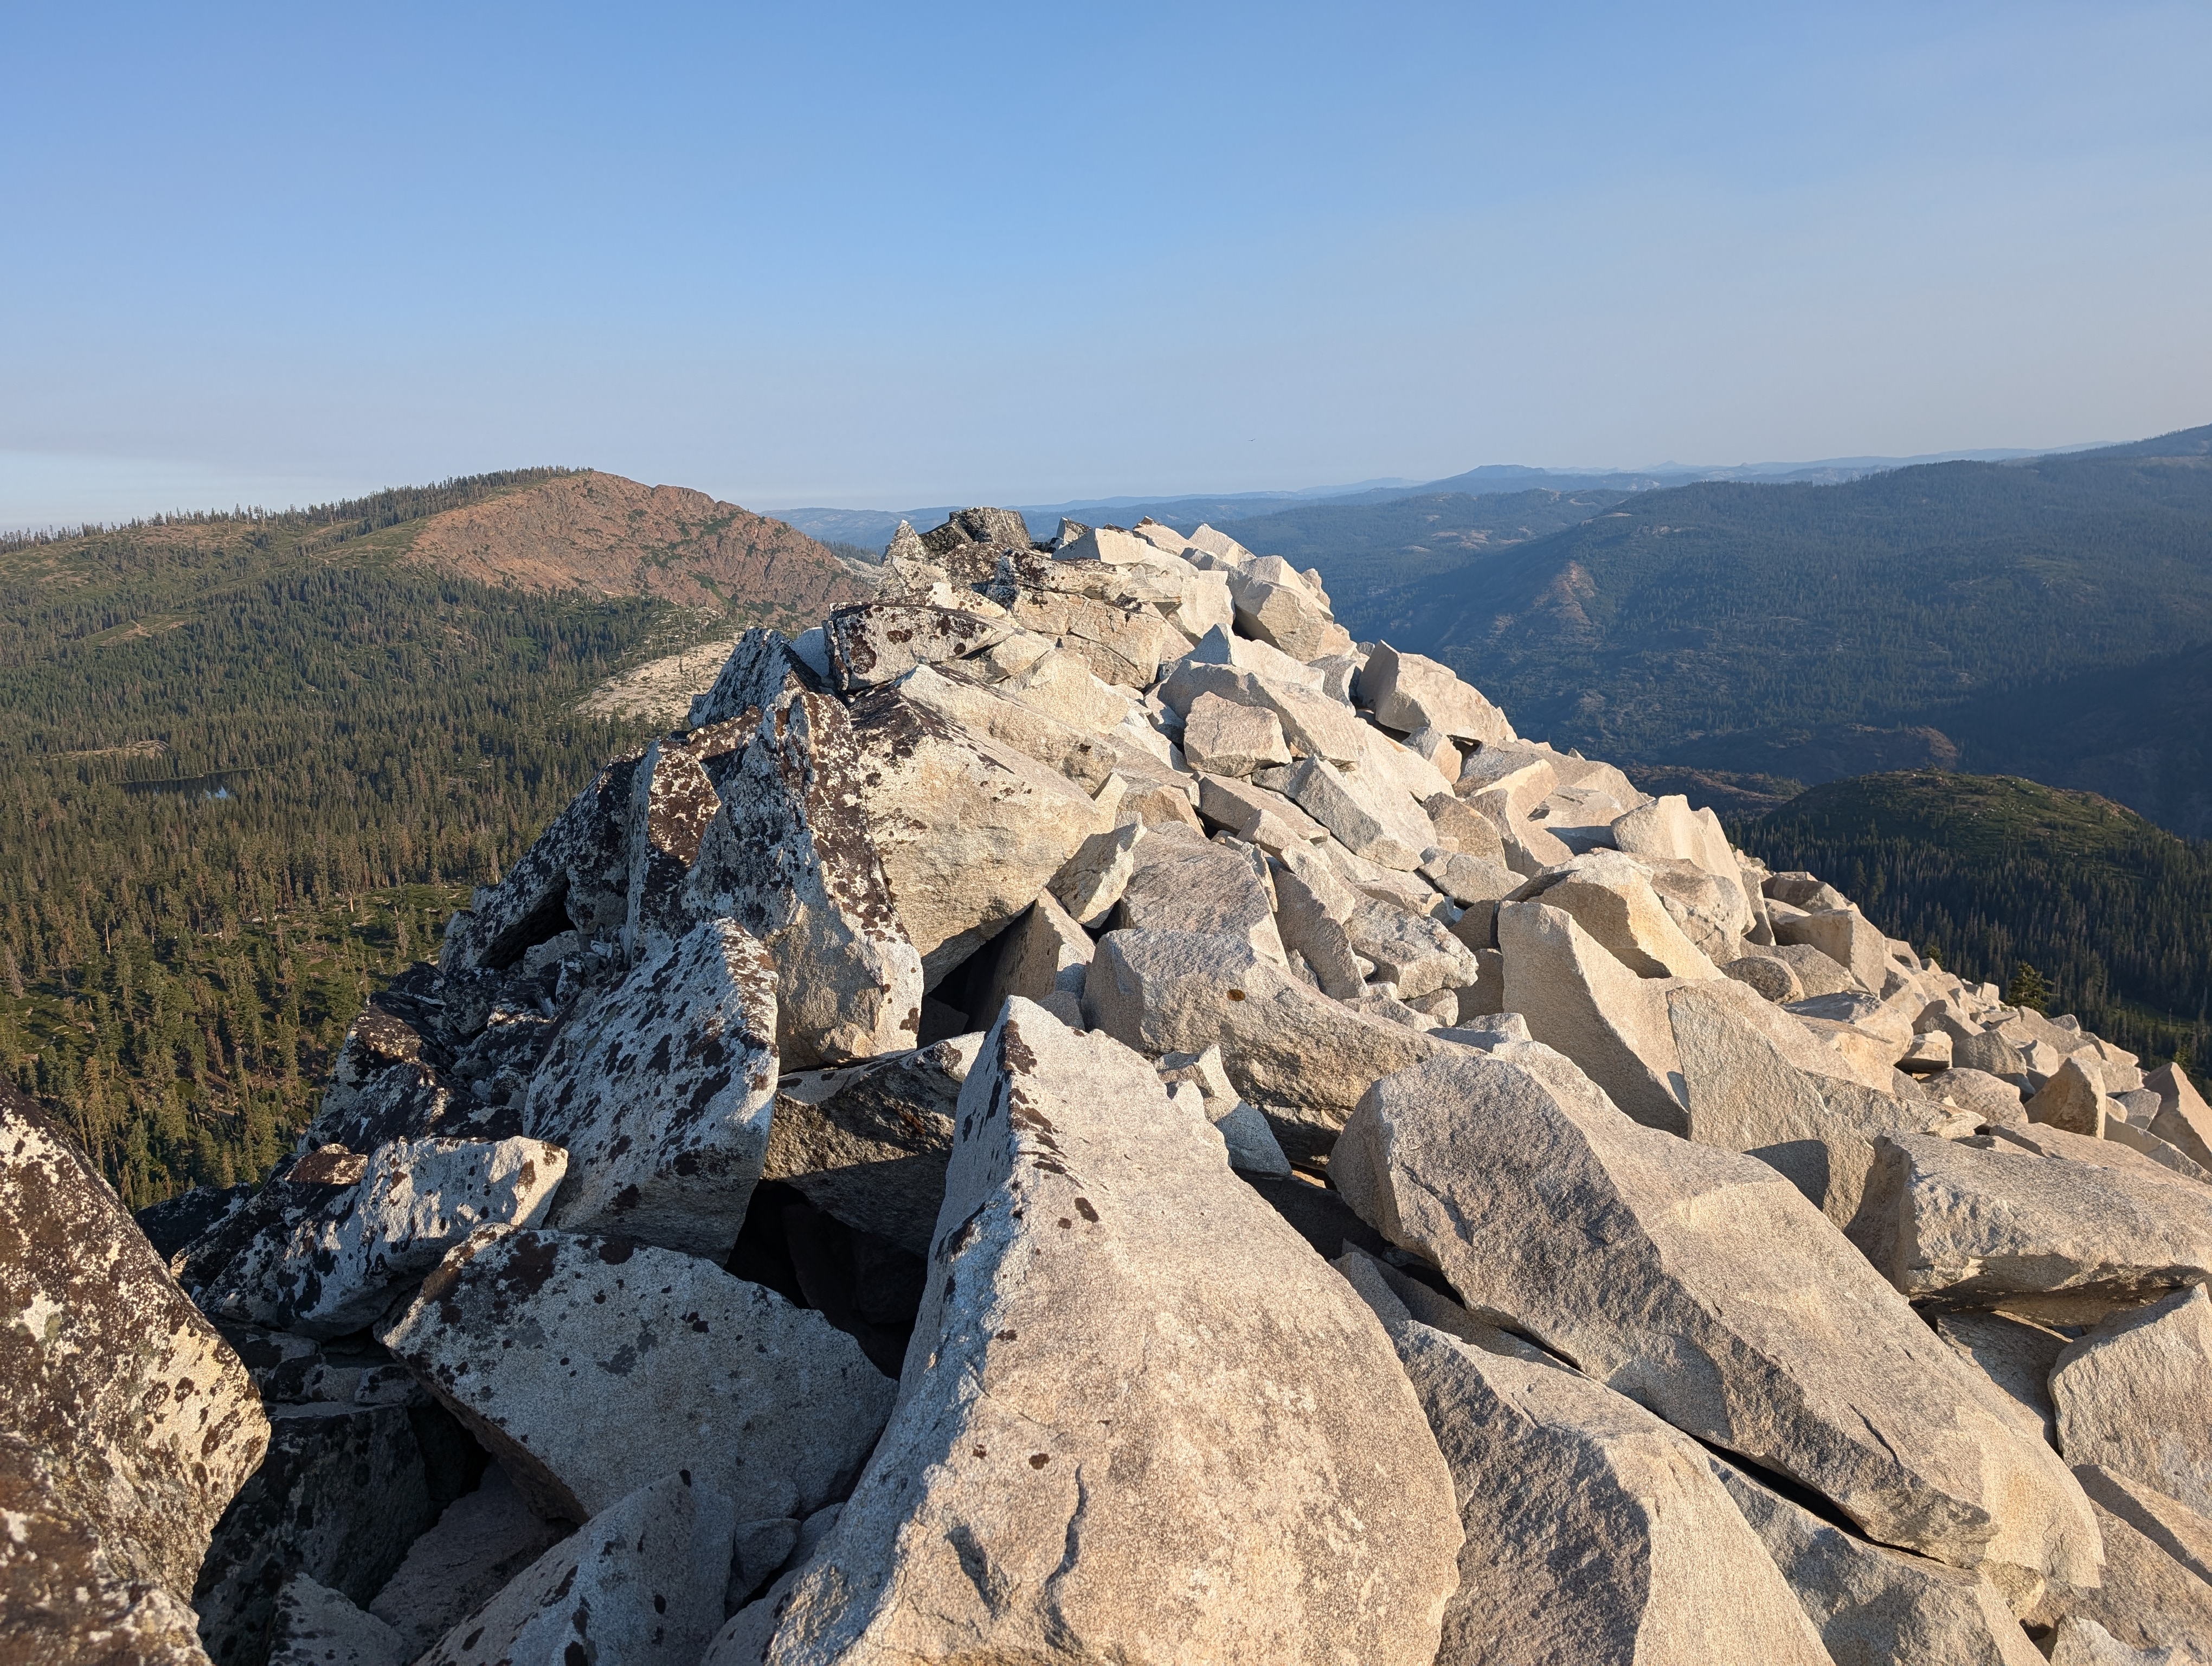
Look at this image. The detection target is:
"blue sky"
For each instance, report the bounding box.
[4,1,2208,523]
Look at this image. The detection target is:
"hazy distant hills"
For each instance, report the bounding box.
[1337,426,2212,835]
[769,445,2092,551]
[774,425,2212,837]
[1173,489,1631,604]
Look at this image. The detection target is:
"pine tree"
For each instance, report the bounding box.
[2004,962,2050,1013]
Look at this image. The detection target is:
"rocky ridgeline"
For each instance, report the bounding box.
[8,507,2212,1665]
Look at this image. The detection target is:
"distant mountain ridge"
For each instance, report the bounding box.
[767,438,2111,550]
[1359,424,2212,835]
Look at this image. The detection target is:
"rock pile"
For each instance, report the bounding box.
[9,508,2212,1663]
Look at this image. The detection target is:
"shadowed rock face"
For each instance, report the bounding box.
[441,752,643,975]
[762,1038,973,1257]
[1708,1453,2046,1666]
[0,1084,269,1650]
[192,1401,452,1666]
[1336,1252,1835,1666]
[414,1471,736,1666]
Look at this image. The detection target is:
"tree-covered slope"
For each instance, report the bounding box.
[1737,770,2212,1065]
[0,470,850,1204]
[1342,429,2212,830]
[1150,488,1628,639]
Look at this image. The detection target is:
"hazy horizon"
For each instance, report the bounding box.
[0,433,2150,535]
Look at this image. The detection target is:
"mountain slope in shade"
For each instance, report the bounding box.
[1368,430,2212,829]
[402,470,872,628]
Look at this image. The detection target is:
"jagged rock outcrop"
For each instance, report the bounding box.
[686,688,924,1067]
[1330,1044,2099,1585]
[40,499,2212,1666]
[523,917,779,1257]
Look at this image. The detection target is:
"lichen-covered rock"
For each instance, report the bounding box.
[686,691,924,1066]
[825,601,1011,692]
[625,733,730,964]
[416,1472,736,1666]
[378,1227,894,1527]
[298,1010,432,1147]
[687,626,827,729]
[0,1084,269,1652]
[524,918,779,1258]
[198,1136,567,1338]
[0,1437,217,1666]
[135,1183,258,1264]
[755,999,1464,1666]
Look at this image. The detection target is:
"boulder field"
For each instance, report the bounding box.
[9,508,2212,1663]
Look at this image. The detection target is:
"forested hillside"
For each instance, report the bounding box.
[1165,489,1628,634]
[1339,427,2212,833]
[1738,771,2212,1065]
[0,470,853,1206]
